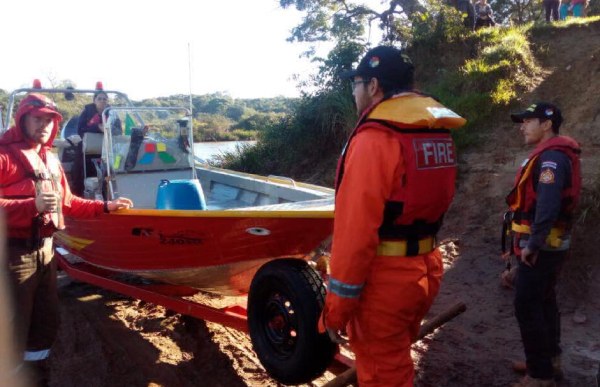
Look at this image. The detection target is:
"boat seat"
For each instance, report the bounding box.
[82,133,103,155]
[81,133,104,182]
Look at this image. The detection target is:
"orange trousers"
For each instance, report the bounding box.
[347,249,443,387]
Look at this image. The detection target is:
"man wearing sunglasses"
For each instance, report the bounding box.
[0,93,132,387]
[319,46,466,387]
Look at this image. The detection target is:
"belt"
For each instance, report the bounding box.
[7,237,52,250]
[510,222,564,248]
[377,237,436,257]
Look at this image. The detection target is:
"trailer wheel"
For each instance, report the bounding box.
[248,259,337,385]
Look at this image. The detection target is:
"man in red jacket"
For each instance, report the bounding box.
[320,46,465,387]
[0,93,132,387]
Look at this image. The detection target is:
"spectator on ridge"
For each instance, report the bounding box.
[474,0,495,29]
[544,0,560,22]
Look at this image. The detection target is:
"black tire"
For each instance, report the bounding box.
[248,259,337,385]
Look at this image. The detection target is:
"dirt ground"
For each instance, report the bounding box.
[49,21,600,387]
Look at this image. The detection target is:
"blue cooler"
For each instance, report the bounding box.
[156,179,207,210]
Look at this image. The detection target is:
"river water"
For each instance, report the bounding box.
[193,141,256,162]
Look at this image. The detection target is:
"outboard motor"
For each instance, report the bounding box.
[156,179,207,210]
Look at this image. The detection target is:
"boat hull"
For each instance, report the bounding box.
[56,210,333,295]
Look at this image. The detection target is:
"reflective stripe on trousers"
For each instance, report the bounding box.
[24,349,51,361]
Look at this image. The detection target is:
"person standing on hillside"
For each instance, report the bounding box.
[544,0,560,22]
[455,0,475,29]
[319,46,466,387]
[505,102,581,387]
[0,93,132,387]
[559,0,571,20]
[570,0,587,17]
[475,0,495,29]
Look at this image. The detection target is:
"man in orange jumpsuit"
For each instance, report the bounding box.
[319,46,466,387]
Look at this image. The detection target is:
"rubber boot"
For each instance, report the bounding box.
[511,375,556,387]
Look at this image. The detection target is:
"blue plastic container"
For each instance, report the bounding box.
[156,179,207,210]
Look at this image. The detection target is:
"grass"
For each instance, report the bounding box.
[215,88,356,186]
[423,24,541,150]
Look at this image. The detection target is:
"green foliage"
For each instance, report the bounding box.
[411,0,467,47]
[234,112,285,131]
[306,41,366,90]
[230,129,259,140]
[426,24,540,148]
[217,87,356,186]
[279,0,427,50]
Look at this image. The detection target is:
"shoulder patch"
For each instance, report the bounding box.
[541,161,557,169]
[540,168,555,184]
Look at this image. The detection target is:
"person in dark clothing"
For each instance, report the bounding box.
[474,0,496,29]
[71,91,121,196]
[458,0,475,29]
[544,0,560,21]
[506,102,581,387]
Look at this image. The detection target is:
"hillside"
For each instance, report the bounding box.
[420,18,600,386]
[43,18,600,387]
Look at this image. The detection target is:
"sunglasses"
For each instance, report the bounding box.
[25,99,58,111]
[351,78,371,91]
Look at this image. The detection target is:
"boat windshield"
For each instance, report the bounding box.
[104,107,194,176]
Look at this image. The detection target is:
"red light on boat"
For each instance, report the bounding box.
[95,81,104,90]
[33,79,42,89]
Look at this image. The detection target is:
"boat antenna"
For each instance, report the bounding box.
[188,42,194,119]
[188,42,197,179]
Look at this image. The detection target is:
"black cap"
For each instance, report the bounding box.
[511,102,563,128]
[340,46,414,87]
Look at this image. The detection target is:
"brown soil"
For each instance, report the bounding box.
[49,20,600,387]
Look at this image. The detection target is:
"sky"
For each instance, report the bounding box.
[1,0,381,101]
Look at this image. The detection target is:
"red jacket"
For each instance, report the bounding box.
[0,104,104,239]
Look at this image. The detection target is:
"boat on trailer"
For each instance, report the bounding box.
[1,84,342,385]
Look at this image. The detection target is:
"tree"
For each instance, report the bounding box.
[225,105,246,121]
[280,0,426,45]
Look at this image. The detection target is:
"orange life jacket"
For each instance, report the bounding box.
[504,136,581,251]
[335,93,465,250]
